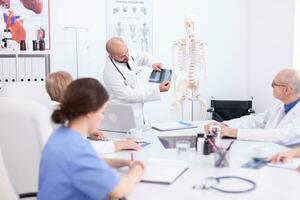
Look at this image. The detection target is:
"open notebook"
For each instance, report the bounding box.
[267,158,300,171]
[142,158,189,185]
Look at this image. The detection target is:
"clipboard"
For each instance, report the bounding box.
[141,158,189,185]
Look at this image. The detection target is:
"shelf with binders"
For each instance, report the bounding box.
[0,50,51,55]
[0,52,50,91]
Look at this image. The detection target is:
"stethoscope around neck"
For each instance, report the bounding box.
[110,56,136,87]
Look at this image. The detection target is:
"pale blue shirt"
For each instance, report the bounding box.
[38,126,120,200]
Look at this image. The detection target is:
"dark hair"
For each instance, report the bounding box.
[52,78,109,124]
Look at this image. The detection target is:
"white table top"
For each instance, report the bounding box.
[99,122,300,200]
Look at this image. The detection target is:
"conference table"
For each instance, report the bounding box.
[100,121,300,200]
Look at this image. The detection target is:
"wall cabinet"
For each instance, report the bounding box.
[0,51,50,91]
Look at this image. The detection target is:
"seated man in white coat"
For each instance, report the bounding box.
[103,37,170,124]
[205,68,300,146]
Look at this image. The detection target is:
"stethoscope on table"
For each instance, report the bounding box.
[193,176,256,193]
[110,56,141,87]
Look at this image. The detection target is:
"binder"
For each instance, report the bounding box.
[37,57,46,82]
[8,57,17,83]
[25,57,32,82]
[0,59,3,91]
[2,57,13,84]
[32,57,46,82]
[17,57,26,82]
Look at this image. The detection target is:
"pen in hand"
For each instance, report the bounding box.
[226,141,234,151]
[129,153,145,171]
[135,141,147,144]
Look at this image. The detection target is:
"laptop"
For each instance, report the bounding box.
[99,103,137,133]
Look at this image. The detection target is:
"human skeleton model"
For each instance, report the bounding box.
[171,16,207,121]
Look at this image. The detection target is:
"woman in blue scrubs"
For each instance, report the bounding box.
[38,78,144,200]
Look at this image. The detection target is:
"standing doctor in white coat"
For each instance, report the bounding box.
[103,37,170,125]
[205,68,300,146]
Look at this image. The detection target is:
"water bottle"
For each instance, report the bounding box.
[38,39,45,50]
[20,40,26,51]
[195,133,204,154]
[203,138,212,155]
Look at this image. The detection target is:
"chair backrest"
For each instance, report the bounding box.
[209,100,254,122]
[0,149,19,200]
[0,97,52,197]
[2,82,51,106]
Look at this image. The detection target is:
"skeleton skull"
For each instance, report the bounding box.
[184,15,197,37]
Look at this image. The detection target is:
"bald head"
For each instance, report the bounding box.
[106,37,125,54]
[105,37,129,63]
[275,68,300,94]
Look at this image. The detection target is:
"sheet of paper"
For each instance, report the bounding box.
[267,158,300,170]
[152,121,197,131]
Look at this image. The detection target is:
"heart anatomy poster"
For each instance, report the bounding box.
[0,0,50,49]
[106,0,153,53]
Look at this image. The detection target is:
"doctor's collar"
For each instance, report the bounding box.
[111,57,127,64]
[111,56,134,64]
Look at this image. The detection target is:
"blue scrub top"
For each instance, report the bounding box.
[38,126,120,200]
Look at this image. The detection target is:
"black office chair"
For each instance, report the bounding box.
[207,99,255,122]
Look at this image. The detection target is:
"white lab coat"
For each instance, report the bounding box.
[103,49,160,125]
[223,102,300,146]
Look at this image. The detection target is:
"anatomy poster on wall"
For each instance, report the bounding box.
[106,0,153,53]
[0,0,50,50]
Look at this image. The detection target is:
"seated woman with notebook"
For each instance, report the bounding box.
[45,71,140,153]
[272,148,300,171]
[38,78,145,200]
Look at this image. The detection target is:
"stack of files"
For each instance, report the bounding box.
[152,121,197,131]
[267,158,300,171]
[142,158,189,184]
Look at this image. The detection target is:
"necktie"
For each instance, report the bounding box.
[126,62,132,70]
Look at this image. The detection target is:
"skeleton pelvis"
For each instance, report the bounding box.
[175,79,199,93]
[188,82,198,92]
[176,80,189,93]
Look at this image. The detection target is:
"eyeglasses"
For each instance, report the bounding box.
[271,80,287,88]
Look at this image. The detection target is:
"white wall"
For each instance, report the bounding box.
[294,0,300,68]
[49,0,107,79]
[247,0,295,112]
[49,0,295,123]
